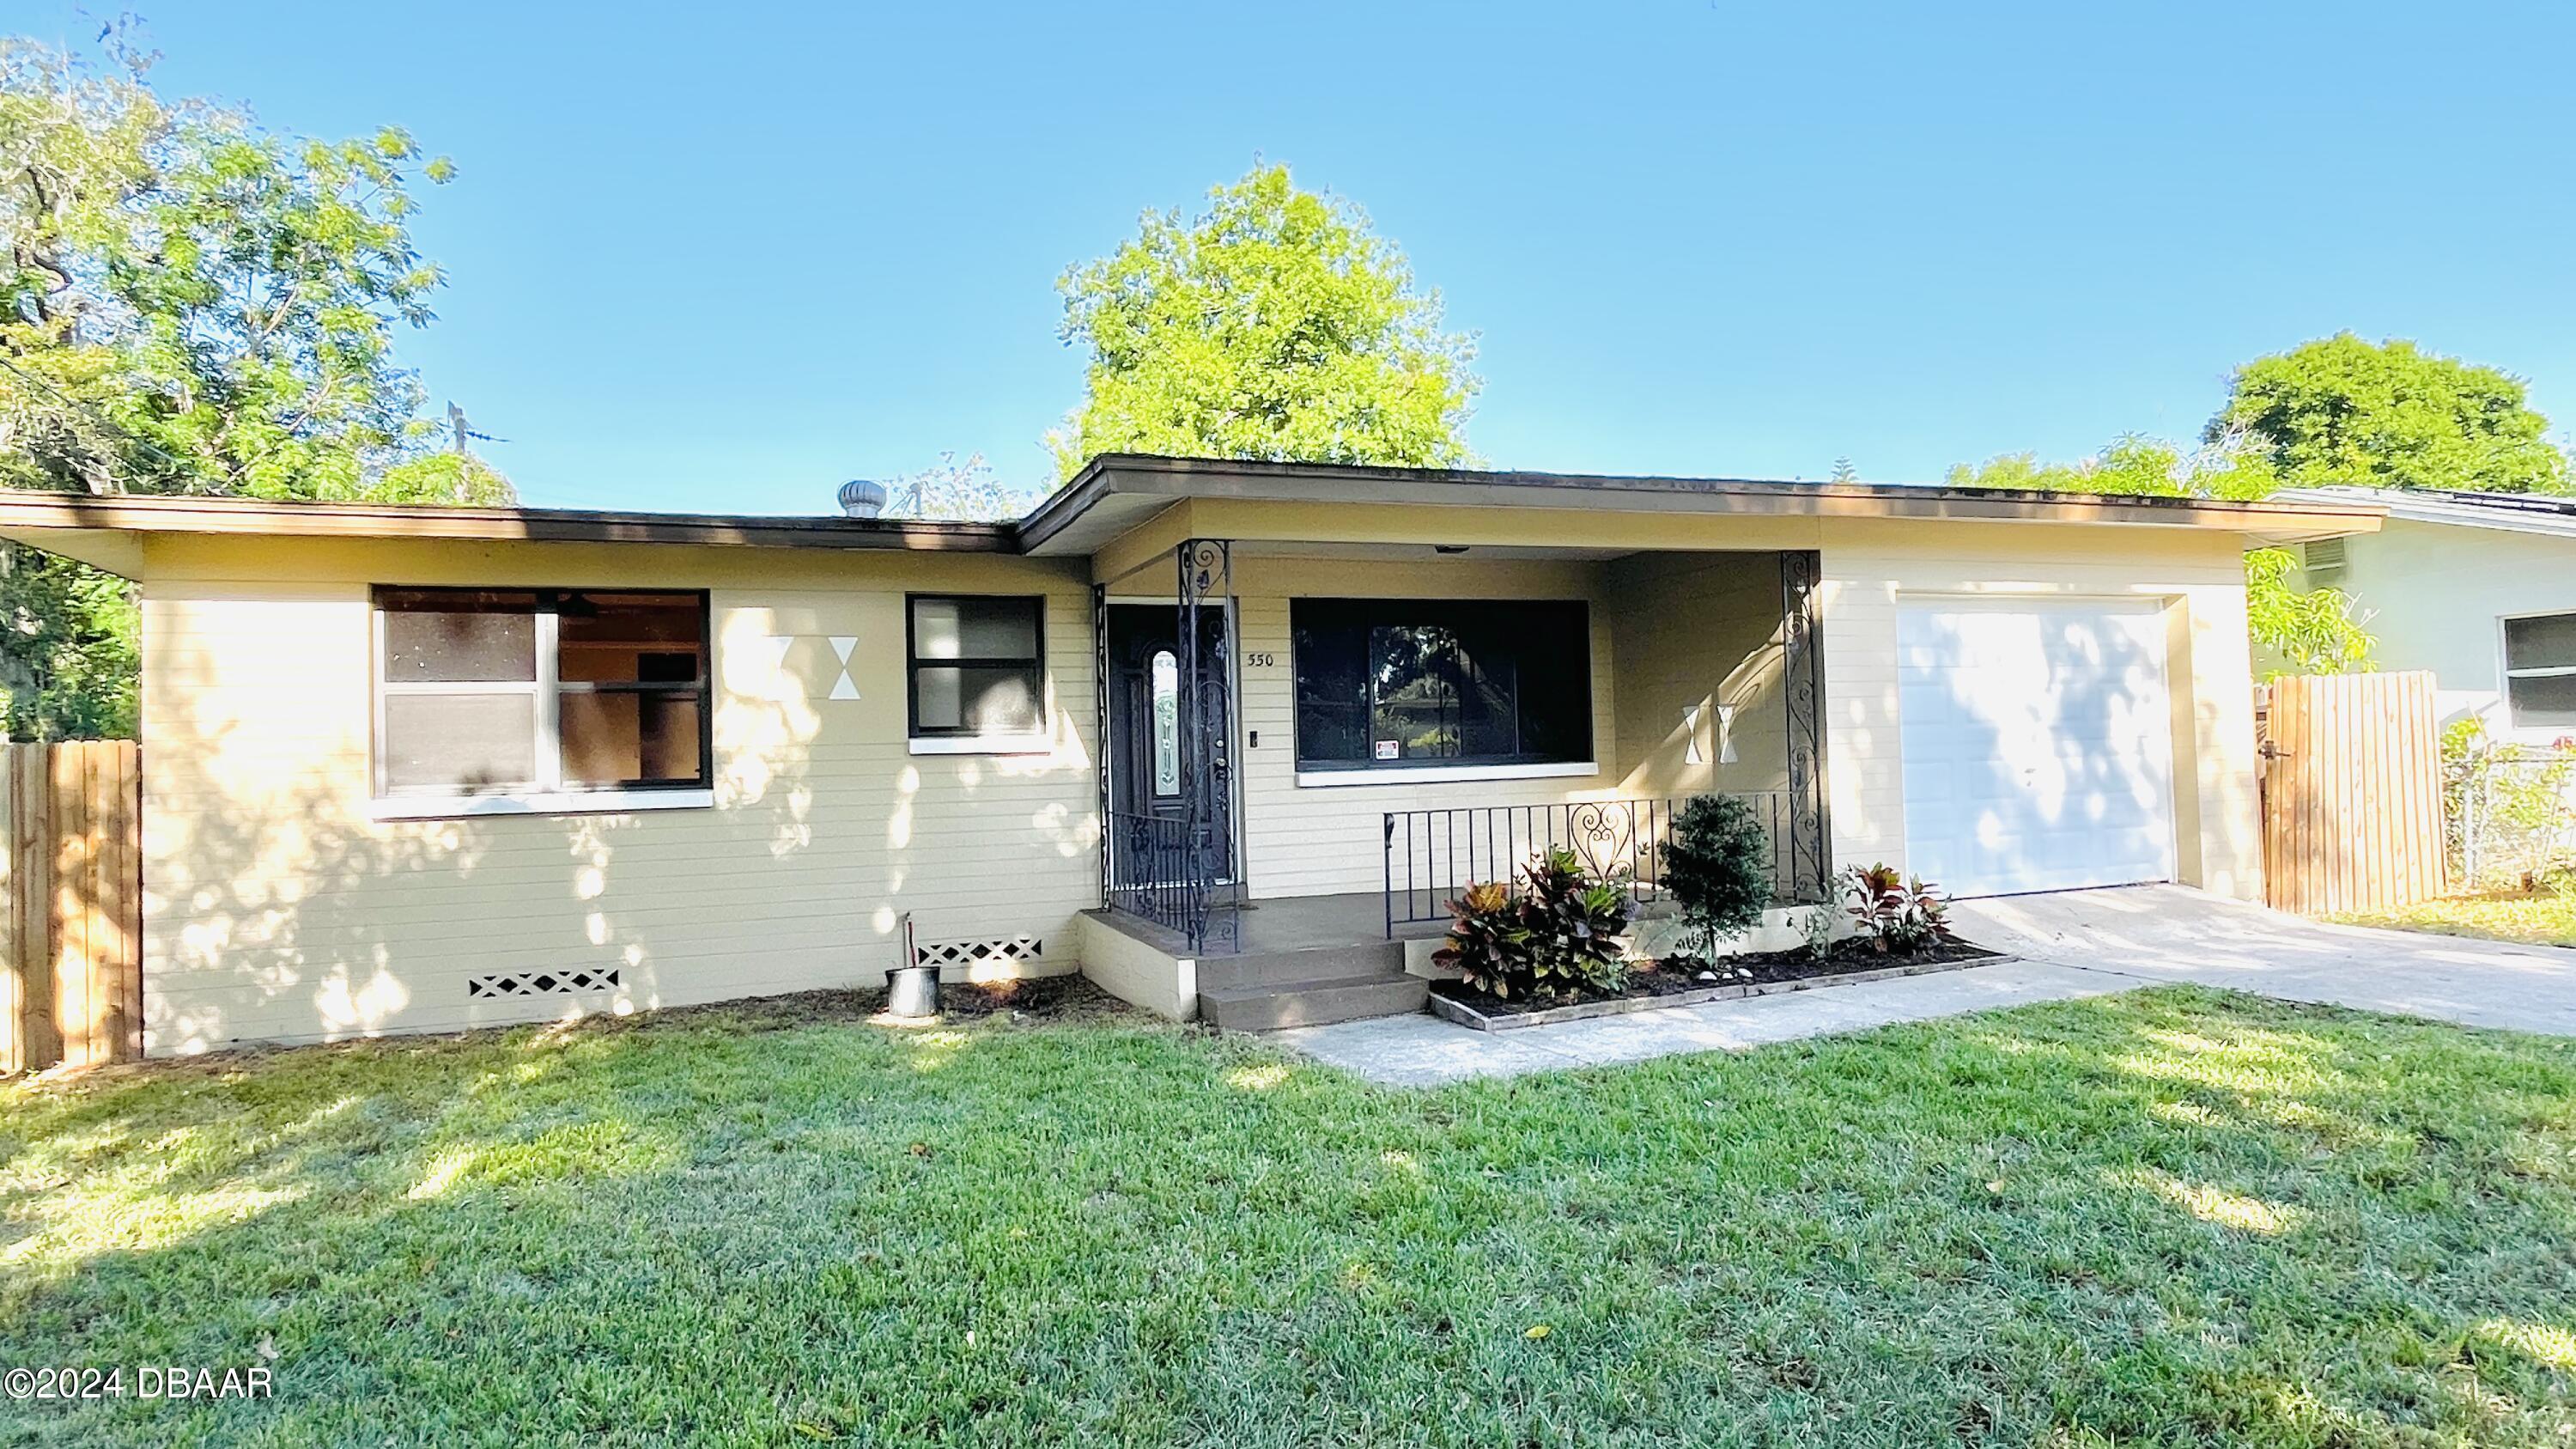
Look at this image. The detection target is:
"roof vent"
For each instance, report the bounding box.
[837,479,887,519]
[2302,536,2348,585]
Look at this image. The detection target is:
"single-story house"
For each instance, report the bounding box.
[2273,485,2576,741]
[0,456,2378,1051]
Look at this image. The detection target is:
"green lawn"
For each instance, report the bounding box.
[2333,889,2576,948]
[8,985,2576,1447]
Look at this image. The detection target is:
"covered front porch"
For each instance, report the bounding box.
[1070,520,1835,1024]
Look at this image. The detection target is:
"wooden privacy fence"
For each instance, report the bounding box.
[2259,671,2445,916]
[2,741,142,1073]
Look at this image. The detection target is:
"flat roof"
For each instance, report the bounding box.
[0,454,2384,573]
[2275,484,2576,541]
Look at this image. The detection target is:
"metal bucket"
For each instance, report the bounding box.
[886,965,941,1020]
[884,912,940,1019]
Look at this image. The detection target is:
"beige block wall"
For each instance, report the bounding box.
[138,534,1101,1054]
[1601,551,1794,800]
[1816,521,2263,901]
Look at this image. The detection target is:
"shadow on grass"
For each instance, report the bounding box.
[5,984,2576,1446]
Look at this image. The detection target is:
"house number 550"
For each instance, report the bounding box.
[1243,652,1277,667]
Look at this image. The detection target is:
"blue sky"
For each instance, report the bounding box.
[16,1,2576,513]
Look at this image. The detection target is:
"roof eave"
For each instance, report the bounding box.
[1026,454,2384,545]
[0,493,1016,552]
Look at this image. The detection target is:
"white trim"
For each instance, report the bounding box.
[369,788,714,821]
[1294,760,1598,788]
[908,734,1054,757]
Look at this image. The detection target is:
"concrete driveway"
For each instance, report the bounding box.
[1274,885,2576,1086]
[1952,885,2576,1037]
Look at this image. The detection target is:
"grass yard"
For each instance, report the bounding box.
[2333,889,2576,948]
[8,986,2576,1447]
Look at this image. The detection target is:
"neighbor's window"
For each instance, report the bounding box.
[1291,599,1592,770]
[375,588,710,799]
[908,595,1045,738]
[2504,612,2576,729]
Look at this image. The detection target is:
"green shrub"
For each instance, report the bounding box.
[1434,847,1635,1000]
[1800,904,1836,961]
[1659,793,1775,962]
[1837,863,1953,955]
[2443,717,2576,889]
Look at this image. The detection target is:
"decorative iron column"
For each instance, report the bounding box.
[1780,550,1833,903]
[1176,539,1236,953]
[1091,582,1111,904]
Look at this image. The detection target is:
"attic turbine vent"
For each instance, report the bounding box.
[2302,537,2349,585]
[837,479,888,519]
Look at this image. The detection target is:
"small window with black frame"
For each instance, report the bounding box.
[374,588,710,800]
[2504,612,2576,730]
[1291,599,1592,771]
[908,594,1046,738]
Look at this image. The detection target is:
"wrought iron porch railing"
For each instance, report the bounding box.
[1381,792,1796,937]
[1104,810,1236,954]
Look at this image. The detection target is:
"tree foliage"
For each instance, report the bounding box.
[1947,431,2376,679]
[2243,546,2378,677]
[0,28,505,737]
[1049,163,1478,478]
[880,451,1037,522]
[1660,793,1775,961]
[2209,333,2567,495]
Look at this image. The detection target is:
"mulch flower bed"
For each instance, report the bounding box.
[1427,936,2000,1020]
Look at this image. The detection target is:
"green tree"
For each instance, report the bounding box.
[0,28,505,737]
[2209,333,2567,495]
[1827,456,1858,484]
[1947,432,2375,679]
[1049,163,1479,478]
[881,451,1036,522]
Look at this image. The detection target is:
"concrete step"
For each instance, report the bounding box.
[1198,971,1430,1032]
[1195,940,1407,991]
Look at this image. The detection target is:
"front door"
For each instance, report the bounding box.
[1106,604,1233,883]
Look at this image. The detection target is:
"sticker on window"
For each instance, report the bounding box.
[1374,740,1400,760]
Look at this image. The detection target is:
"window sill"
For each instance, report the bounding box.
[908,734,1054,757]
[1294,761,1600,788]
[370,788,715,821]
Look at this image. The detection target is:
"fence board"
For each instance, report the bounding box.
[2261,672,2445,916]
[1,741,143,1073]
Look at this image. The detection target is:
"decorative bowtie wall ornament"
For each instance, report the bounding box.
[828,636,860,700]
[758,635,862,700]
[1684,703,1741,768]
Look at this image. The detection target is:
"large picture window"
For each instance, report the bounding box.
[1291,599,1592,771]
[2505,611,2576,729]
[374,588,710,802]
[908,595,1045,739]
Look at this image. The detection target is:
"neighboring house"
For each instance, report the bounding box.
[2273,486,2576,741]
[0,457,2375,1051]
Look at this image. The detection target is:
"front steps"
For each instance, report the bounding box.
[1076,903,1434,1030]
[1194,938,1426,1032]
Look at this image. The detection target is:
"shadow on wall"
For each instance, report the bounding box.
[143,596,1106,1055]
[1897,608,2175,898]
[145,610,804,1053]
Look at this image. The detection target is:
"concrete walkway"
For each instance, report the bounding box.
[1272,885,2576,1087]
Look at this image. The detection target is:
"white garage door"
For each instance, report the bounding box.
[1897,600,2178,898]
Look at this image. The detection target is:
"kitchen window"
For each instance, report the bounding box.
[374,588,710,813]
